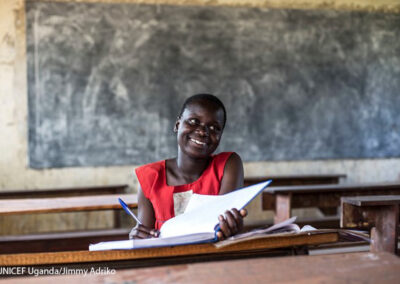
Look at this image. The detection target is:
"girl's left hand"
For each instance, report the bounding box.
[216,208,247,241]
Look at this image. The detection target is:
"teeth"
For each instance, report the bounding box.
[190,138,206,145]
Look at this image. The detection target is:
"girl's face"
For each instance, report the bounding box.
[175,100,225,159]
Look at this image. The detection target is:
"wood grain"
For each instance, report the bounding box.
[341,195,399,254]
[0,232,338,266]
[263,182,400,211]
[244,174,345,187]
[0,194,137,215]
[342,195,400,206]
[1,252,399,283]
[0,184,128,199]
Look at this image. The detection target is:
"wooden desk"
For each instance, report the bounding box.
[1,252,398,283]
[341,195,400,254]
[0,184,129,227]
[0,232,338,267]
[0,184,128,199]
[0,194,137,215]
[0,194,137,254]
[244,174,345,187]
[0,229,131,254]
[262,182,400,224]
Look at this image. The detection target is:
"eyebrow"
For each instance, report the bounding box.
[185,114,223,126]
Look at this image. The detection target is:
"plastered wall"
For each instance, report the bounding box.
[1,0,400,235]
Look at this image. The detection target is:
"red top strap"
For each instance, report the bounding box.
[135,152,233,230]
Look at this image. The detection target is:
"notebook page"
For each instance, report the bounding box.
[160,180,271,238]
[184,194,223,213]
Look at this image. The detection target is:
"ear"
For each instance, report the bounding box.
[173,117,180,133]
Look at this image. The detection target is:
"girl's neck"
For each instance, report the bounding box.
[176,153,210,176]
[166,152,211,185]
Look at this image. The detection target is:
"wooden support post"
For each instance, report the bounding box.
[370,205,399,254]
[341,195,400,254]
[274,193,292,224]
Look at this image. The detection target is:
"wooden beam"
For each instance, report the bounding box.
[0,194,137,215]
[0,184,128,199]
[341,195,400,254]
[274,193,292,224]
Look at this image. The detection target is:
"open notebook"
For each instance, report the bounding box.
[89,180,272,251]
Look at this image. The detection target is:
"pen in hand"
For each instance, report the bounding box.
[118,198,142,225]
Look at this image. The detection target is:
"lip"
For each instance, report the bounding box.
[189,137,208,147]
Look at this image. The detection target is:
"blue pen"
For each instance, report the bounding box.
[118,198,142,225]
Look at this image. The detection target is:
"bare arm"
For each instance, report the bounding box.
[219,152,244,195]
[217,152,247,240]
[129,185,159,239]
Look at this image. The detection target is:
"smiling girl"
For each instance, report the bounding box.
[129,94,246,240]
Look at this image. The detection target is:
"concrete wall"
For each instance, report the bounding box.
[1,0,400,235]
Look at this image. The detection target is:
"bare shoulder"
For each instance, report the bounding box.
[225,152,243,170]
[220,152,244,194]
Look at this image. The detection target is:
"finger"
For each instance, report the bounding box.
[150,229,160,238]
[130,228,150,239]
[129,229,143,239]
[129,228,136,240]
[129,225,140,239]
[240,208,248,217]
[136,224,153,234]
[231,208,244,232]
[216,231,224,241]
[130,225,156,239]
[224,210,239,235]
[218,214,231,239]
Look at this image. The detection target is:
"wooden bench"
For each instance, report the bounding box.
[0,184,129,226]
[0,191,137,254]
[0,193,137,215]
[262,182,400,225]
[0,184,128,199]
[244,174,346,187]
[341,195,400,254]
[0,228,130,254]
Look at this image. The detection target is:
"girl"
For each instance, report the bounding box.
[130,94,246,241]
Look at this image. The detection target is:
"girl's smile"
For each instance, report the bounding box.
[189,137,207,146]
[175,100,224,159]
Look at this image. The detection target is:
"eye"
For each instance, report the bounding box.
[187,118,199,125]
[209,125,221,132]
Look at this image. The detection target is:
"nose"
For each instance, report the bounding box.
[196,124,209,136]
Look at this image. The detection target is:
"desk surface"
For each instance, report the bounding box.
[244,174,346,186]
[342,195,400,206]
[0,194,137,215]
[264,181,400,194]
[246,174,346,181]
[0,184,128,199]
[0,232,338,266]
[1,252,399,283]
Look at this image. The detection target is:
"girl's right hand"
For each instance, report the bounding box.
[129,224,160,239]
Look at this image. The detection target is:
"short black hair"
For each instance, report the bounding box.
[178,94,227,128]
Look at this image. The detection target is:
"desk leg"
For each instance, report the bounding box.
[370,205,399,254]
[274,193,292,224]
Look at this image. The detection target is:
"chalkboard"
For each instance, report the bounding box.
[26,2,400,168]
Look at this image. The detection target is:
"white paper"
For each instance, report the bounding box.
[184,194,223,213]
[89,233,214,251]
[89,180,272,251]
[160,180,272,238]
[89,240,134,251]
[300,225,317,232]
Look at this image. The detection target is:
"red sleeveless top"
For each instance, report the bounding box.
[135,152,233,230]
